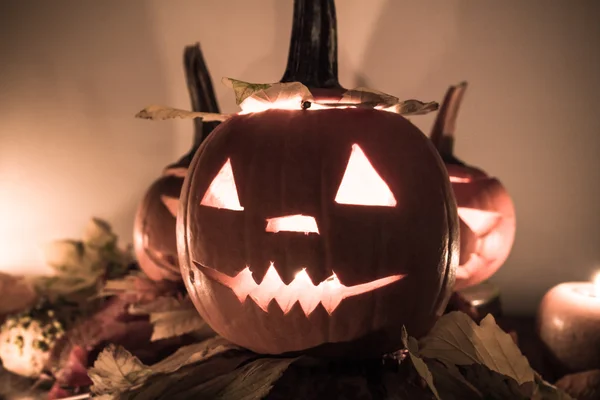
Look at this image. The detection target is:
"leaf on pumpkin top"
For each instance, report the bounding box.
[401,326,441,400]
[135,105,231,122]
[396,99,439,115]
[340,86,400,108]
[419,312,535,386]
[223,78,315,113]
[89,344,152,395]
[222,77,273,105]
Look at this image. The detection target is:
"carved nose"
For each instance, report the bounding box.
[265,214,319,234]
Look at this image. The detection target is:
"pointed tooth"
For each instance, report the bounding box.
[297,280,323,316]
[248,265,283,311]
[273,284,296,314]
[321,285,345,314]
[231,267,256,302]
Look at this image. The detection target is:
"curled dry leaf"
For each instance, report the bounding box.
[136,78,438,123]
[135,105,230,122]
[233,80,315,113]
[150,336,241,375]
[401,326,440,399]
[419,312,535,386]
[222,77,272,104]
[128,295,210,341]
[89,336,245,397]
[89,344,152,395]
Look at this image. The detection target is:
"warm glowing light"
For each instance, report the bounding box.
[195,261,405,316]
[161,195,180,217]
[593,271,600,298]
[457,207,502,236]
[335,144,397,207]
[449,176,472,183]
[200,159,244,211]
[265,215,319,234]
[237,97,400,115]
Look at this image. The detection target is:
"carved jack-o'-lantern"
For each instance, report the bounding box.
[431,83,516,291]
[133,44,220,281]
[176,0,458,356]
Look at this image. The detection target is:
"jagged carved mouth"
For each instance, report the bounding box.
[193,261,405,316]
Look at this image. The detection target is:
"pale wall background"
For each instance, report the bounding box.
[1,0,599,315]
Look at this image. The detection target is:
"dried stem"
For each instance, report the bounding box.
[183,43,221,148]
[280,0,342,89]
[430,82,468,163]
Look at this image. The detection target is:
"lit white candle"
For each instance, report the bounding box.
[537,272,600,373]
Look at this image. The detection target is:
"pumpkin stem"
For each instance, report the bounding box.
[184,43,221,148]
[280,0,343,89]
[430,82,468,162]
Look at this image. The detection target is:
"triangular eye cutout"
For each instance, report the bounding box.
[335,144,397,207]
[160,195,180,217]
[200,159,244,211]
[457,207,501,236]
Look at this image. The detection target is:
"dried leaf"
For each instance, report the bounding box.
[460,363,533,399]
[151,337,241,375]
[44,240,85,273]
[135,105,230,122]
[233,80,315,113]
[419,312,535,386]
[424,360,483,400]
[33,219,132,299]
[89,337,245,398]
[98,273,176,303]
[127,295,210,341]
[89,344,152,395]
[84,218,117,248]
[165,357,297,400]
[340,87,400,108]
[401,326,440,399]
[149,308,207,341]
[222,77,272,105]
[396,99,439,115]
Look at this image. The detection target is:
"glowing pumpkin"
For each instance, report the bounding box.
[431,82,516,291]
[134,43,220,281]
[176,0,458,356]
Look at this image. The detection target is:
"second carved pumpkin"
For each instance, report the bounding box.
[431,82,516,291]
[133,44,220,281]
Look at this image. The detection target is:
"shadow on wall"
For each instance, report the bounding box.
[359,0,600,314]
[0,1,172,273]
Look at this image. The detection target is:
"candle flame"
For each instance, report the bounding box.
[593,271,600,298]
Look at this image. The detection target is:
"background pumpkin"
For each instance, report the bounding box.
[431,82,516,291]
[177,0,458,356]
[133,44,221,281]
